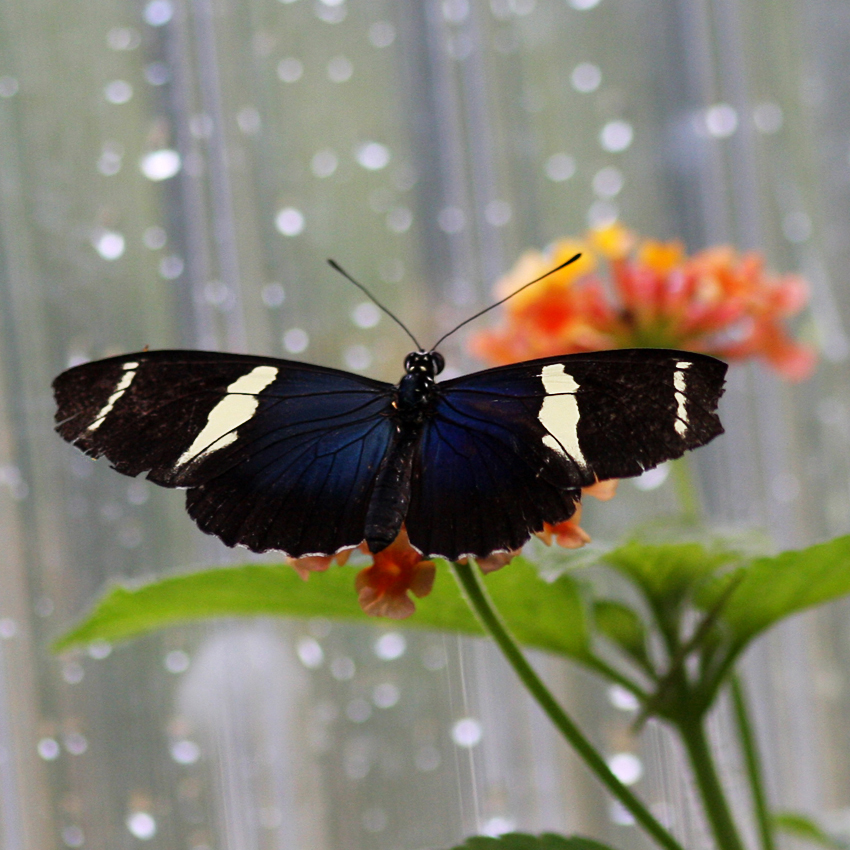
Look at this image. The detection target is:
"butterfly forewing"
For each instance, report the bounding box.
[404,349,725,559]
[54,351,398,556]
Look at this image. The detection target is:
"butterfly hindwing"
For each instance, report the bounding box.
[53,351,397,556]
[404,349,726,559]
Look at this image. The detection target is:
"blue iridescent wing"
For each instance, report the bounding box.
[405,349,726,559]
[53,350,396,557]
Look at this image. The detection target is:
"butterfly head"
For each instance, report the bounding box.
[404,350,445,380]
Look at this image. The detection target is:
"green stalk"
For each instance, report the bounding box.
[731,675,776,850]
[675,712,747,850]
[670,456,700,523]
[451,560,687,850]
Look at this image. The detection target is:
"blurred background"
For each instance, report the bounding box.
[0,0,848,847]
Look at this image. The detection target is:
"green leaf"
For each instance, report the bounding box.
[54,556,591,661]
[774,812,850,849]
[600,541,740,610]
[592,600,650,669]
[446,833,617,850]
[707,535,850,654]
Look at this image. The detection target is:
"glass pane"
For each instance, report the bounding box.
[1,0,848,848]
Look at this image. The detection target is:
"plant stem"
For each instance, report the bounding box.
[451,560,687,850]
[670,456,700,523]
[731,674,775,850]
[676,712,747,850]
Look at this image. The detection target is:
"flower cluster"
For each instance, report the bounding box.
[470,223,816,381]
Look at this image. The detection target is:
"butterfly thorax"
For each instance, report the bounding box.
[392,350,444,424]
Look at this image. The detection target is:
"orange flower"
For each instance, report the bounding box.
[354,529,436,619]
[470,223,816,381]
[535,481,618,549]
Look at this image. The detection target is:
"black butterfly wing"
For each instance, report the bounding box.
[405,349,726,559]
[53,350,397,557]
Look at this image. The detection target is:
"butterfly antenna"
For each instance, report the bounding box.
[327,259,423,351]
[430,253,582,351]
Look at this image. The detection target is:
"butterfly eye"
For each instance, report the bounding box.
[430,352,445,376]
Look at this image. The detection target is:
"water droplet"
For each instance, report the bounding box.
[482,816,516,837]
[126,811,157,840]
[140,149,181,181]
[571,62,601,93]
[311,149,338,178]
[261,282,286,307]
[609,800,636,825]
[330,656,356,680]
[372,682,400,708]
[64,732,88,755]
[346,698,372,722]
[277,57,303,83]
[632,464,669,491]
[88,640,112,659]
[315,1,346,23]
[296,637,324,668]
[327,56,353,83]
[592,166,624,198]
[587,200,618,228]
[62,825,85,847]
[93,230,125,260]
[451,717,482,747]
[275,207,305,236]
[237,106,261,134]
[171,739,201,764]
[374,632,406,660]
[442,0,470,23]
[753,102,783,134]
[159,255,184,279]
[386,207,412,233]
[0,76,19,97]
[356,142,391,170]
[369,21,396,47]
[62,662,84,684]
[600,120,634,152]
[352,302,380,328]
[545,153,576,182]
[107,27,141,50]
[104,80,133,104]
[144,62,170,85]
[283,328,309,353]
[344,345,373,371]
[38,737,60,760]
[607,752,643,785]
[704,103,738,138]
[164,649,190,673]
[144,0,173,26]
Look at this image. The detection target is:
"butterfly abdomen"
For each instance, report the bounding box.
[364,426,420,553]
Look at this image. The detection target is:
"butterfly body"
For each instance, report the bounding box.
[53,347,726,561]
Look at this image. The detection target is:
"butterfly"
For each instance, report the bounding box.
[53,258,726,561]
[53,346,725,561]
